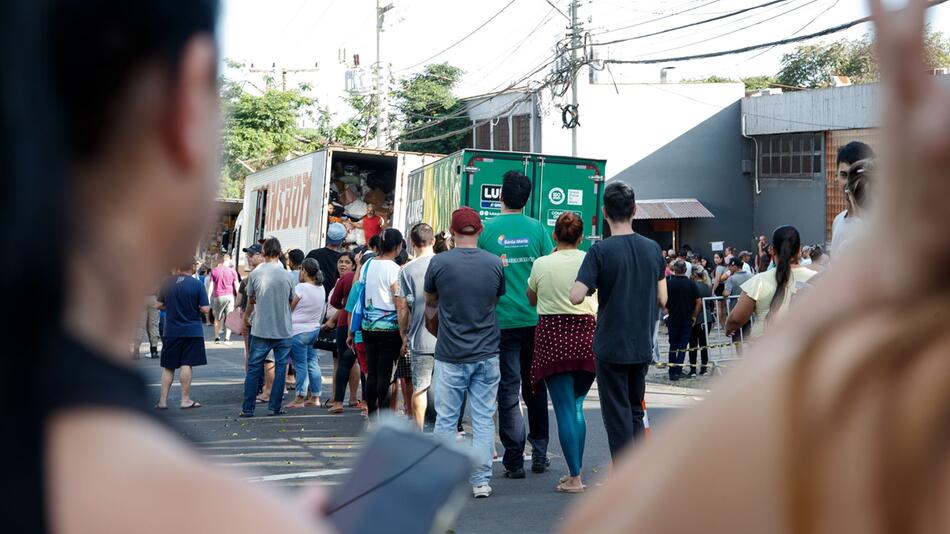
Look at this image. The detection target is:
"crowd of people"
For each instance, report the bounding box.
[9,0,949,533]
[136,137,880,501]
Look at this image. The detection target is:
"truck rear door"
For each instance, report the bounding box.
[532,156,605,251]
[461,150,532,220]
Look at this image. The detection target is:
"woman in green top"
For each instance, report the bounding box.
[526,212,597,493]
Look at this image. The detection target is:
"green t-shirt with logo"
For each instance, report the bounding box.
[478,213,554,329]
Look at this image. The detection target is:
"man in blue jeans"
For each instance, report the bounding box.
[240,237,296,417]
[425,207,506,499]
[664,260,700,381]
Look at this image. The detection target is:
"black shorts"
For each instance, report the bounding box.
[160,337,207,369]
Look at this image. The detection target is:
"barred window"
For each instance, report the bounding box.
[759,133,823,178]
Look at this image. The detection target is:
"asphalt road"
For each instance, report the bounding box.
[136,327,707,534]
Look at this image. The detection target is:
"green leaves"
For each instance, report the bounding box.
[395,63,470,155]
[777,27,949,89]
[218,74,331,198]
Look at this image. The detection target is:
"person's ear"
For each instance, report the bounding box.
[164,36,218,174]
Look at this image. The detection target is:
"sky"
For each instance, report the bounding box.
[219,0,950,117]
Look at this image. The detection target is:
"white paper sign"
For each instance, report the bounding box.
[710,241,724,252]
[567,189,583,206]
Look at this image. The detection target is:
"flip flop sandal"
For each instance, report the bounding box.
[180,402,202,410]
[556,484,586,494]
[154,405,168,410]
[328,405,344,414]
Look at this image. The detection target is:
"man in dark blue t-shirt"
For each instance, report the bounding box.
[571,182,667,459]
[156,260,210,410]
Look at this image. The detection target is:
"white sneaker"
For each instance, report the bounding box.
[472,485,492,498]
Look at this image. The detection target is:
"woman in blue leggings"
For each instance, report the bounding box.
[527,212,597,493]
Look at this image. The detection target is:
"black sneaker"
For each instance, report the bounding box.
[267,409,287,416]
[531,456,551,474]
[504,468,526,479]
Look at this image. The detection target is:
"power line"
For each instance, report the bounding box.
[585,0,791,49]
[602,0,937,65]
[396,0,521,72]
[467,7,559,78]
[543,0,570,21]
[742,0,842,63]
[595,0,726,37]
[631,0,822,59]
[395,50,561,139]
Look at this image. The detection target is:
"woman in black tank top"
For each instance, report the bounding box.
[0,2,331,532]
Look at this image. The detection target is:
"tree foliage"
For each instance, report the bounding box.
[777,28,950,88]
[218,61,349,198]
[741,75,778,92]
[394,63,470,154]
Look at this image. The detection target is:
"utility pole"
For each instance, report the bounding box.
[248,63,319,91]
[376,0,394,149]
[569,0,580,156]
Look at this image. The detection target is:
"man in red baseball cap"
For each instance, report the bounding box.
[450,206,483,235]
[424,206,505,498]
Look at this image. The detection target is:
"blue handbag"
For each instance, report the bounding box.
[347,258,372,334]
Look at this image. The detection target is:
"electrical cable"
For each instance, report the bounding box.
[742,0,842,62]
[631,0,822,59]
[396,50,561,139]
[582,0,791,49]
[602,0,950,65]
[397,0,521,72]
[594,0,725,37]
[543,0,570,21]
[467,7,559,78]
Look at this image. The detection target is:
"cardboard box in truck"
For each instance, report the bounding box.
[238,146,439,269]
[405,149,606,250]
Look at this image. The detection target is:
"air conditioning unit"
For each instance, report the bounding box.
[345,67,370,94]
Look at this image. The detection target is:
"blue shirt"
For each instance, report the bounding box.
[158,275,210,338]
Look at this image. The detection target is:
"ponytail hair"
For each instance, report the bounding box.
[769,225,802,319]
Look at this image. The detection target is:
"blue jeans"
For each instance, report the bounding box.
[667,323,691,378]
[545,371,594,477]
[434,357,500,487]
[498,327,549,471]
[290,330,321,398]
[242,335,292,415]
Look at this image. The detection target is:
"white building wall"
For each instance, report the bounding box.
[538,81,745,180]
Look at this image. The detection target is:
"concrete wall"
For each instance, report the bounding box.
[752,176,828,248]
[535,81,750,258]
[742,83,878,135]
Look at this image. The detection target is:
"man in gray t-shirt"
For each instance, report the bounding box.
[722,258,752,301]
[241,238,295,417]
[395,223,439,430]
[423,207,505,496]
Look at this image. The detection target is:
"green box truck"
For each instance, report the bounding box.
[405,149,607,250]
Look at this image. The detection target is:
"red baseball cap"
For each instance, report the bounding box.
[450,207,483,235]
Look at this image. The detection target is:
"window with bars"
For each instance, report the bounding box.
[469,114,532,152]
[512,115,531,152]
[758,133,824,178]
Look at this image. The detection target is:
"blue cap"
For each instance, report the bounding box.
[327,222,347,244]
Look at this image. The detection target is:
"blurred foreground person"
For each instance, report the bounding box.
[563,1,950,532]
[0,1,331,532]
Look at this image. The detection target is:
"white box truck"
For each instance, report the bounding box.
[237,145,439,269]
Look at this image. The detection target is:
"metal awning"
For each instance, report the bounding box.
[634,199,714,220]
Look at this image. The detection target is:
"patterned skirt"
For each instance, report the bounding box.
[530,314,597,392]
[394,352,412,379]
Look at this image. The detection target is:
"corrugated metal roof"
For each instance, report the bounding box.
[634,199,714,220]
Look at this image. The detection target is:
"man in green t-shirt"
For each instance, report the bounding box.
[478,170,554,477]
